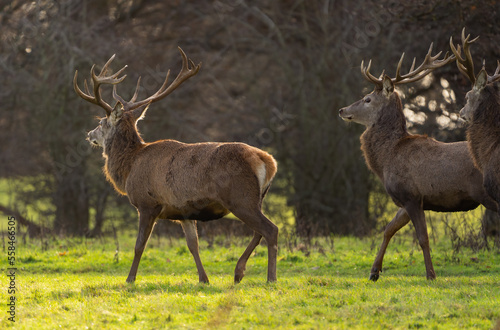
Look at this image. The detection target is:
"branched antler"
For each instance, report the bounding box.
[73,54,127,115]
[113,47,201,112]
[449,28,479,85]
[74,47,201,115]
[361,42,455,89]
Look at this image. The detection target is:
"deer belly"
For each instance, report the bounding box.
[422,194,479,212]
[159,200,230,221]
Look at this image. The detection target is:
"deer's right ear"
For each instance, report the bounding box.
[474,68,487,90]
[109,103,123,125]
[382,75,394,97]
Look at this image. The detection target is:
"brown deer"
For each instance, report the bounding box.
[73,48,278,284]
[338,43,497,281]
[450,29,500,210]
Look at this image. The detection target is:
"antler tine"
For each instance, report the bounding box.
[378,69,385,80]
[462,26,480,46]
[98,54,116,76]
[358,41,454,89]
[487,60,500,84]
[115,46,201,112]
[395,52,406,81]
[449,40,468,76]
[112,76,143,105]
[408,57,417,74]
[90,62,127,86]
[450,28,478,84]
[360,59,384,88]
[74,54,128,115]
[359,42,454,89]
[390,42,455,85]
[130,77,142,103]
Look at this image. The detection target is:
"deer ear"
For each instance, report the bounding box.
[131,103,150,122]
[474,69,487,90]
[382,75,394,97]
[109,103,123,125]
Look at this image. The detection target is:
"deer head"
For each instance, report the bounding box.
[450,28,500,122]
[339,43,455,126]
[74,48,201,149]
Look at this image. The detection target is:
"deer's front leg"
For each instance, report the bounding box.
[126,208,159,283]
[181,220,209,284]
[405,202,436,280]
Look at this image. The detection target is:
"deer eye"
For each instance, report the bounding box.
[364,97,371,103]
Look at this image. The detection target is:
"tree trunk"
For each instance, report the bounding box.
[53,166,89,236]
[482,209,500,242]
[89,190,110,237]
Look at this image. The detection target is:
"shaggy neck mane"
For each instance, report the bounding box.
[467,84,500,170]
[103,118,145,194]
[360,92,409,179]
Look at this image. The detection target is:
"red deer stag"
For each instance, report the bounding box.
[73,48,278,284]
[450,29,500,210]
[338,43,497,281]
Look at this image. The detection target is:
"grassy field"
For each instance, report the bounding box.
[1,228,499,329]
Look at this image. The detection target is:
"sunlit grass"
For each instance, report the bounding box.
[1,233,499,329]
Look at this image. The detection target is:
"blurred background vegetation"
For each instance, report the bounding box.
[1,0,499,243]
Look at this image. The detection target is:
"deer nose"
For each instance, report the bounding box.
[339,108,344,116]
[459,108,467,121]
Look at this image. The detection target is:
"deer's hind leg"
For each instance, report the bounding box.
[370,208,410,281]
[234,231,263,283]
[224,167,278,283]
[230,205,278,283]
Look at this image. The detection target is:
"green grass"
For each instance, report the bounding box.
[1,233,499,329]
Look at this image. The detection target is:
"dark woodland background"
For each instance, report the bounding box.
[1,0,500,239]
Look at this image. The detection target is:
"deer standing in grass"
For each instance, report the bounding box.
[450,29,500,212]
[339,43,497,281]
[74,48,278,284]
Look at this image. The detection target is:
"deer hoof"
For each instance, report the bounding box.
[234,274,244,284]
[369,273,380,281]
[126,277,136,284]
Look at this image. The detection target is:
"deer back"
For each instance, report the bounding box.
[124,140,277,214]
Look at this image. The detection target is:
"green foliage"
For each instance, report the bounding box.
[1,234,499,329]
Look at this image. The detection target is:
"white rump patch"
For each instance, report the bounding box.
[256,162,266,192]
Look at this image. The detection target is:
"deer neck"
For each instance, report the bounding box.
[103,124,144,195]
[360,95,408,180]
[467,88,500,170]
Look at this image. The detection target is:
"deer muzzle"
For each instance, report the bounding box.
[339,108,353,121]
[459,107,468,122]
[87,129,101,147]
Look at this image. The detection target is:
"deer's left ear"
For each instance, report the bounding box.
[382,75,395,97]
[474,68,487,90]
[131,103,150,122]
[109,103,123,125]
